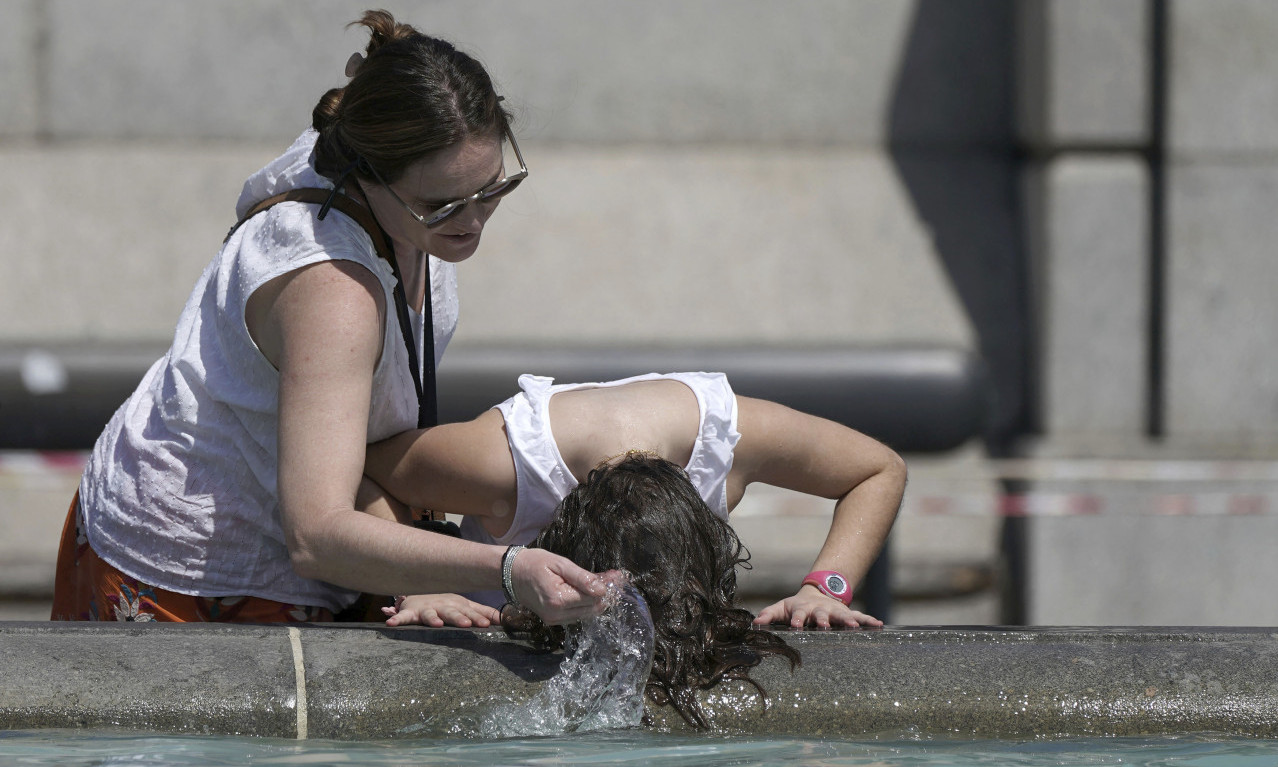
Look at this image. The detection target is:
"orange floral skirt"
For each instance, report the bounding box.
[50,492,335,623]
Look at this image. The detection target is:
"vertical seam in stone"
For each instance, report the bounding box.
[1146,0,1169,438]
[288,627,309,739]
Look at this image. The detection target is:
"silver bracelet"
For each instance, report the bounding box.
[501,545,525,608]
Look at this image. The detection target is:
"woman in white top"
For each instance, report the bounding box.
[51,10,606,625]
[361,372,906,631]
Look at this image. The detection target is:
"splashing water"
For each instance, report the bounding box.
[478,575,656,737]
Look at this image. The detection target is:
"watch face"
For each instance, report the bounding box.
[824,574,848,595]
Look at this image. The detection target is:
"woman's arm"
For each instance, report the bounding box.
[252,260,604,623]
[729,396,907,628]
[353,475,507,629]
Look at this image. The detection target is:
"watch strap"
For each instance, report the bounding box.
[802,570,853,605]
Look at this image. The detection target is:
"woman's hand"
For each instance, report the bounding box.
[752,585,883,629]
[383,593,501,627]
[509,548,608,626]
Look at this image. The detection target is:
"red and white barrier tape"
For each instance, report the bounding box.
[0,451,88,474]
[902,491,1277,517]
[5,452,1278,517]
[986,458,1278,483]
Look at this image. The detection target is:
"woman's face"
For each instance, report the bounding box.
[361,132,506,263]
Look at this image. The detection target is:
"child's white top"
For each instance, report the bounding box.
[459,371,739,607]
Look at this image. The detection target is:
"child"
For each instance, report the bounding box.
[514,449,803,729]
[363,372,906,629]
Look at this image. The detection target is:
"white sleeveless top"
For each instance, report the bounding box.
[462,371,739,546]
[459,372,740,606]
[79,130,459,610]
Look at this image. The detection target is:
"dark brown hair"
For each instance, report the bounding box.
[518,452,800,730]
[311,9,511,183]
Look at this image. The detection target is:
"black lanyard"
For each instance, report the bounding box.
[378,237,437,429]
[229,188,438,429]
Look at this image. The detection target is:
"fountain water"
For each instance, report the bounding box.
[476,576,656,737]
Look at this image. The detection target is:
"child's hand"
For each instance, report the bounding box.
[382,593,502,628]
[752,586,883,629]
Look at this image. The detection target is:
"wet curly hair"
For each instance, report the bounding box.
[516,452,800,730]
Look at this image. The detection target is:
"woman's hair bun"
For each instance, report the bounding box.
[311,86,343,134]
[357,9,417,54]
[311,8,508,183]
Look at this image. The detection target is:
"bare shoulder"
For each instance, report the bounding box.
[268,259,385,322]
[551,379,700,480]
[248,259,387,370]
[732,396,819,458]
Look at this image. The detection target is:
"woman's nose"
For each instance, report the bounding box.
[456,198,498,231]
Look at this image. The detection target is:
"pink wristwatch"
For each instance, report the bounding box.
[802,570,853,605]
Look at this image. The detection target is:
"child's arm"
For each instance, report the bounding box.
[729,396,907,628]
[364,408,518,520]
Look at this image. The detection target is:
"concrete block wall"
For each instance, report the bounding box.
[0,1,1016,624]
[1025,156,1150,439]
[1016,0,1278,625]
[1016,0,1159,627]
[0,0,1017,358]
[1022,0,1278,451]
[1028,513,1278,625]
[0,1,39,137]
[1018,0,1152,445]
[1016,0,1150,148]
[1165,0,1278,447]
[7,0,1277,625]
[10,3,1277,451]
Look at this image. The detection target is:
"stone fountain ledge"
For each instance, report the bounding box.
[1,623,1276,740]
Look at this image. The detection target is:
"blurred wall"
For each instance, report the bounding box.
[4,0,1276,450]
[1022,0,1278,454]
[0,0,1018,439]
[2,0,1277,625]
[1017,0,1278,626]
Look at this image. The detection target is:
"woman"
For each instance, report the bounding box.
[51,11,606,624]
[364,372,907,630]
